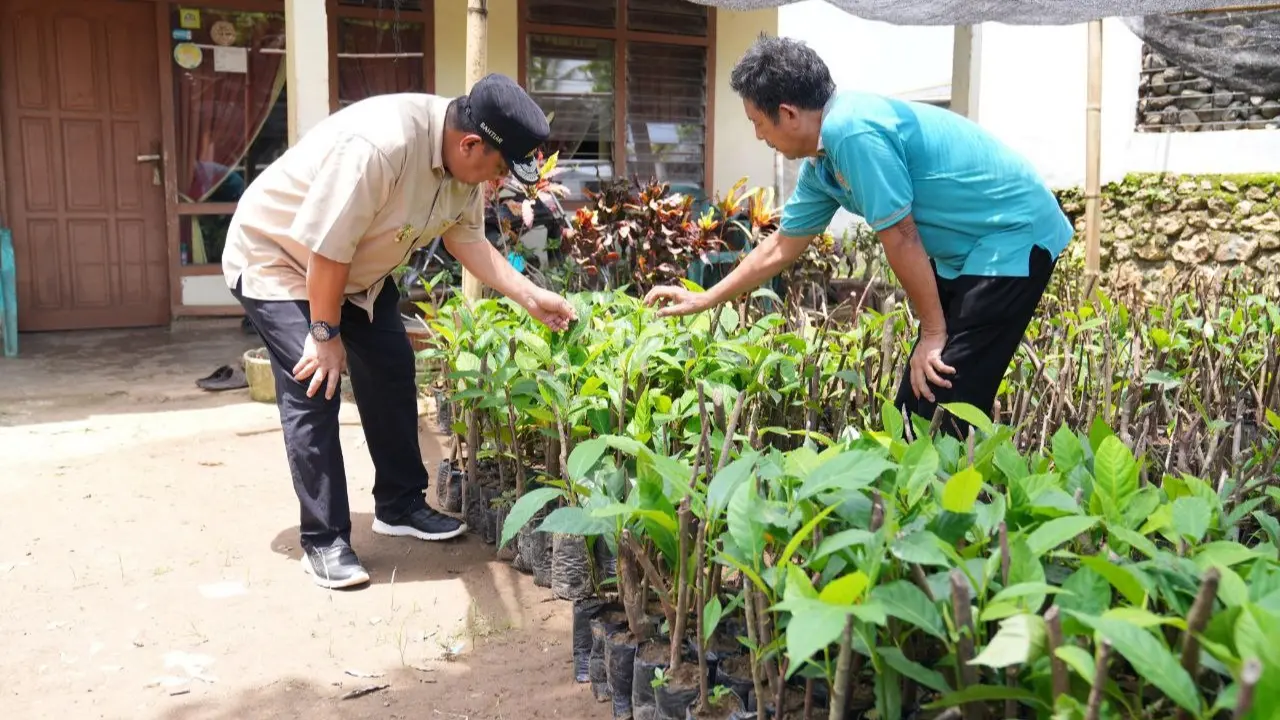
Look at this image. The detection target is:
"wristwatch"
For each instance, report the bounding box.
[309,320,340,342]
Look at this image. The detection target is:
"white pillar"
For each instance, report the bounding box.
[950,25,982,121]
[286,0,331,145]
[461,0,489,301]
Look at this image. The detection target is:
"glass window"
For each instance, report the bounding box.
[626,43,708,191]
[527,35,616,200]
[336,18,427,108]
[525,0,618,30]
[179,214,235,266]
[628,0,708,37]
[169,9,288,206]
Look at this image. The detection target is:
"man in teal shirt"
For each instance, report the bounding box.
[645,35,1072,437]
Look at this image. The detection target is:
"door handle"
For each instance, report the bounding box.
[136,154,161,163]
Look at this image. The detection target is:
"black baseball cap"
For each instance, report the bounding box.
[464,73,551,185]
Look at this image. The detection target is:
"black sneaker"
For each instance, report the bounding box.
[300,543,370,589]
[372,507,468,541]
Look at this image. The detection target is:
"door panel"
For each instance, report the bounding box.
[1,0,169,331]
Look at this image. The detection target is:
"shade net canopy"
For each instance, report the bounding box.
[687,0,1280,96]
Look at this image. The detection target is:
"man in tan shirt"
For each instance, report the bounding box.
[224,74,575,589]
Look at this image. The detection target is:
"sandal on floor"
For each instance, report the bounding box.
[197,365,249,391]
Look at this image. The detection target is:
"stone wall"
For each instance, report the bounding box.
[1056,173,1280,289]
[1138,46,1280,133]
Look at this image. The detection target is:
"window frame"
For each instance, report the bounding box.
[326,0,435,113]
[516,0,717,200]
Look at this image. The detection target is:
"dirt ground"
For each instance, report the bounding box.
[0,320,602,720]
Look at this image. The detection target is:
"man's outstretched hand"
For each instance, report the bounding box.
[643,284,712,318]
[523,287,577,331]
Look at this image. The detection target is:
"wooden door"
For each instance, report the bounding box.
[0,0,170,331]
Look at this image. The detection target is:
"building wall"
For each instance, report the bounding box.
[713,8,779,196]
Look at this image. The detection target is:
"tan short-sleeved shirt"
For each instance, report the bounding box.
[222,93,485,319]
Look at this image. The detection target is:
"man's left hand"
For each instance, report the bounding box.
[523,288,577,331]
[909,329,956,403]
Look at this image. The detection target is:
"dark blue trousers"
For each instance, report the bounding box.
[232,279,428,550]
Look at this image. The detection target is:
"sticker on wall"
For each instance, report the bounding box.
[210,20,238,46]
[178,8,201,29]
[171,29,193,41]
[174,42,203,70]
[213,46,248,74]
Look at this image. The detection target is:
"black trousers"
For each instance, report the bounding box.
[894,245,1057,439]
[232,279,428,550]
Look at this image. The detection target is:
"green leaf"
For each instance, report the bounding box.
[455,351,481,372]
[942,467,983,513]
[940,402,996,436]
[499,487,564,549]
[537,506,613,536]
[1091,436,1139,525]
[877,646,952,694]
[706,452,757,519]
[1027,515,1100,557]
[1052,425,1085,471]
[819,571,870,606]
[1056,566,1112,618]
[890,530,951,568]
[1101,607,1186,630]
[1055,645,1097,685]
[898,438,940,509]
[991,582,1072,606]
[970,613,1047,669]
[1170,496,1213,543]
[1253,511,1280,551]
[1194,541,1265,569]
[1079,556,1146,606]
[882,399,904,441]
[703,596,724,642]
[779,504,841,569]
[774,596,847,673]
[813,528,877,562]
[1071,613,1200,713]
[925,685,1047,711]
[796,449,895,501]
[727,481,766,562]
[566,438,608,483]
[870,580,946,641]
[1107,526,1160,559]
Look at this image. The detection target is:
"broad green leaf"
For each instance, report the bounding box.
[819,571,870,606]
[991,582,1072,606]
[796,449,896,500]
[812,528,876,562]
[779,504,841,569]
[890,530,951,568]
[1055,645,1096,683]
[1011,472,1062,511]
[566,438,608,483]
[898,438,940,508]
[1090,436,1138,525]
[703,596,724,642]
[979,602,1022,622]
[1140,503,1173,535]
[942,467,983,513]
[537,506,613,536]
[1027,516,1100,557]
[773,596,847,674]
[1088,416,1116,453]
[1195,541,1266,569]
[1213,563,1251,608]
[1071,613,1200,713]
[1170,496,1213,543]
[1251,510,1280,551]
[877,646,951,694]
[971,613,1046,669]
[881,400,904,442]
[1052,425,1085,471]
[993,441,1029,481]
[870,580,947,641]
[1107,526,1160,559]
[455,351,481,372]
[786,564,817,600]
[1007,537,1047,611]
[499,487,564,548]
[1101,607,1187,630]
[706,453,757,519]
[940,402,996,437]
[925,685,1047,711]
[727,481,766,562]
[1121,486,1163,532]
[1267,408,1280,433]
[1080,556,1146,607]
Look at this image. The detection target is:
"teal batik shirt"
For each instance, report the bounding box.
[779,91,1073,279]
